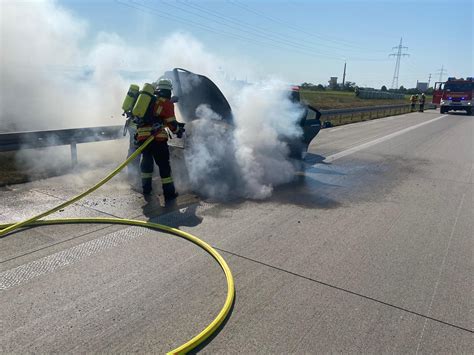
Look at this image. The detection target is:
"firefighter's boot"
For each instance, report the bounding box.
[162,177,178,202]
[142,175,153,195]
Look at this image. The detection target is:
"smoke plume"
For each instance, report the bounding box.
[179,82,303,200]
[1,0,304,199]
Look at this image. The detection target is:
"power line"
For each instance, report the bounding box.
[389,37,409,89]
[119,0,350,60]
[436,65,447,82]
[227,0,387,62]
[116,0,330,59]
[227,0,387,54]
[150,0,345,59]
[172,0,346,58]
[117,0,392,65]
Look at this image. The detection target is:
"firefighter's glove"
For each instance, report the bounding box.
[171,96,179,103]
[151,123,163,135]
[133,133,141,147]
[176,123,185,138]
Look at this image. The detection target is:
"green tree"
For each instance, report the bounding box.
[381,85,387,91]
[342,81,356,91]
[300,82,314,89]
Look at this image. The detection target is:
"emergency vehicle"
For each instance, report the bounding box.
[433,77,473,115]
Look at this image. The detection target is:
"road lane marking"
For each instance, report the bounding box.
[0,227,145,290]
[320,115,448,164]
[0,202,216,290]
[415,193,466,353]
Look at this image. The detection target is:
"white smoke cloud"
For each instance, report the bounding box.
[0,0,305,199]
[1,0,88,131]
[181,82,304,200]
[233,81,304,198]
[0,0,160,131]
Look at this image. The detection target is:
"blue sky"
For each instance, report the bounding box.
[49,0,474,88]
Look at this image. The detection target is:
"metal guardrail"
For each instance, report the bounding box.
[319,103,435,126]
[0,125,123,165]
[0,104,435,164]
[321,103,407,116]
[357,90,405,99]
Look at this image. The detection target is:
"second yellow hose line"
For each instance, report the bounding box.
[0,136,235,354]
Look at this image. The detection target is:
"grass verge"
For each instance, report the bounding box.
[300,90,432,110]
[0,151,72,187]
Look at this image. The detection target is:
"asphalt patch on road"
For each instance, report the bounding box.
[265,174,342,209]
[305,153,431,205]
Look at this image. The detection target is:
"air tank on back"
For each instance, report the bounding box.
[132,83,155,118]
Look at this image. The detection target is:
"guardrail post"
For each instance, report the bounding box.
[70,141,77,167]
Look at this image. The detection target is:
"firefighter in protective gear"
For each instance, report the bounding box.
[418,93,426,112]
[410,94,417,111]
[135,78,184,202]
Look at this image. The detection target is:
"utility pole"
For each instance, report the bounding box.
[389,37,409,89]
[436,65,447,82]
[342,61,347,87]
[428,73,432,88]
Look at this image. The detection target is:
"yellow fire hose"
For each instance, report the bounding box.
[0,136,235,354]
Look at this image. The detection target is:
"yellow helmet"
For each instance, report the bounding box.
[154,78,172,91]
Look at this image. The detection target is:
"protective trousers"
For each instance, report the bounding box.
[140,140,176,199]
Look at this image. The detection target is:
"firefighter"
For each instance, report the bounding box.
[410,94,417,111]
[419,93,426,112]
[135,78,185,202]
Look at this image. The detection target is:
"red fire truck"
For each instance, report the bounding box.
[433,77,473,115]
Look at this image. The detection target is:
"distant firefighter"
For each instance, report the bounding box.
[419,93,426,112]
[410,94,417,111]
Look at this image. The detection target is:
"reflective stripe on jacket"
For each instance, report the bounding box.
[136,126,153,141]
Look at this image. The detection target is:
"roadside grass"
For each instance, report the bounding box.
[0,152,30,187]
[300,90,433,110]
[0,151,71,187]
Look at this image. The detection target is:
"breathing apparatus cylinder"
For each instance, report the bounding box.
[121,84,140,113]
[132,83,155,118]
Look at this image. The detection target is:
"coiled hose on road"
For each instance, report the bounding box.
[0,136,235,354]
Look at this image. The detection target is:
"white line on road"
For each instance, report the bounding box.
[0,227,145,290]
[415,193,466,354]
[0,203,217,290]
[319,115,447,164]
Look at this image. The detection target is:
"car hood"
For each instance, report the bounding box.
[164,68,233,124]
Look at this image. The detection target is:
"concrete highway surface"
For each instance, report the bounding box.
[1,109,472,353]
